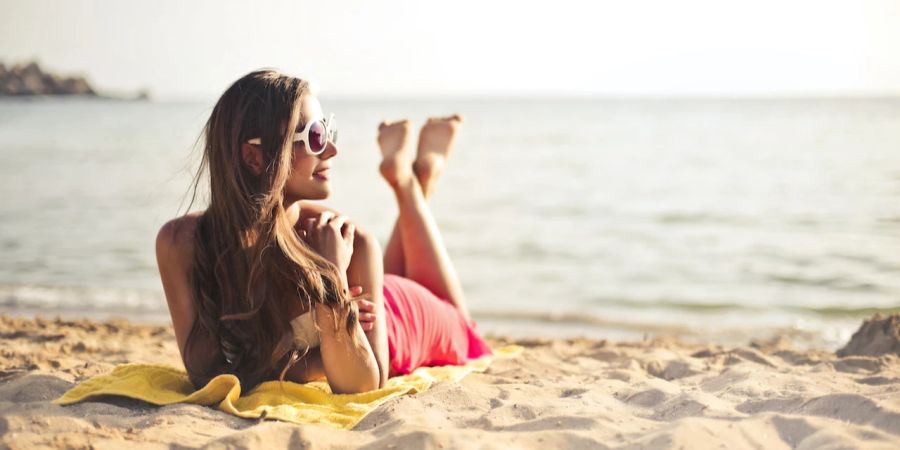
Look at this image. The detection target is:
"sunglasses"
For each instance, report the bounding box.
[246,113,337,155]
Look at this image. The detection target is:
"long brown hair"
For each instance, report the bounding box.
[185,69,354,388]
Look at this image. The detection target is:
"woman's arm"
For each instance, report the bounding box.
[155,214,229,387]
[156,216,200,359]
[314,300,380,393]
[296,201,391,387]
[300,211,381,393]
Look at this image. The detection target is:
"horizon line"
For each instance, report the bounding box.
[133,90,900,103]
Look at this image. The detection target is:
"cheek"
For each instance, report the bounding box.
[284,155,326,197]
[290,154,317,177]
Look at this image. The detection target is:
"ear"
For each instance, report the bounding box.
[240,143,263,176]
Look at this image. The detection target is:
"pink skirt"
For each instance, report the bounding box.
[382,274,492,375]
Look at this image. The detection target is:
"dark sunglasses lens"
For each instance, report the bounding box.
[308,121,326,153]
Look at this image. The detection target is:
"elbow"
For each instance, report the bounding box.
[326,353,381,394]
[358,378,381,394]
[357,363,381,392]
[330,375,380,395]
[346,362,381,394]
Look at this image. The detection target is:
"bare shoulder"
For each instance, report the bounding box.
[156,211,203,266]
[156,211,205,355]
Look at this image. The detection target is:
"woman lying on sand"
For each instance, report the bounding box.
[155,70,491,394]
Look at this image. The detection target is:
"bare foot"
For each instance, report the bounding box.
[377,119,414,188]
[414,114,463,198]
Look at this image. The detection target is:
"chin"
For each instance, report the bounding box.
[287,183,330,201]
[305,187,331,200]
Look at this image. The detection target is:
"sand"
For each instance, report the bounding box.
[1,314,899,449]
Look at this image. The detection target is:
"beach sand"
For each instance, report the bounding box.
[1,315,899,449]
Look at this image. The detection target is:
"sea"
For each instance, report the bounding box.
[1,97,899,349]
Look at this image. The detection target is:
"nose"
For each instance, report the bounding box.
[319,139,338,160]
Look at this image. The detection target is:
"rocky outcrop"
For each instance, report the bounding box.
[837,314,900,357]
[0,61,98,96]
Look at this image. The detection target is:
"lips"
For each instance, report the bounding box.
[313,168,330,180]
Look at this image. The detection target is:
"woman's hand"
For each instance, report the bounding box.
[302,214,376,330]
[355,299,377,332]
[300,212,355,273]
[344,285,376,332]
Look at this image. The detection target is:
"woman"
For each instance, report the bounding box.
[155,69,491,394]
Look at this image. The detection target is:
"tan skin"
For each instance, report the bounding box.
[156,94,467,394]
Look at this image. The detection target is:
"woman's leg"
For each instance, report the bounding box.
[378,116,470,321]
[382,115,462,275]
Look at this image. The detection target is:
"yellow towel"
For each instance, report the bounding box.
[55,345,522,429]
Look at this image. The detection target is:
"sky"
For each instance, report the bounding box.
[1,0,899,100]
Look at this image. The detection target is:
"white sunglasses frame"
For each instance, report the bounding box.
[246,113,336,155]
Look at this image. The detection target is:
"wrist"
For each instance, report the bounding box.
[336,270,349,293]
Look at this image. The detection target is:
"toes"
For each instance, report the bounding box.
[379,119,410,128]
[424,114,464,125]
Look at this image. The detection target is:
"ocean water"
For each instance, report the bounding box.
[1,97,899,349]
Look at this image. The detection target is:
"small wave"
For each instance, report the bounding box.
[473,309,699,335]
[471,306,866,350]
[0,284,166,314]
[512,240,589,261]
[587,296,900,318]
[534,204,586,217]
[791,305,900,317]
[826,252,900,274]
[767,274,881,292]
[599,299,745,313]
[655,212,754,226]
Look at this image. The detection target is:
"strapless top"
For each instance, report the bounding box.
[289,311,321,348]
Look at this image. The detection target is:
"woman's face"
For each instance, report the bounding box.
[283,95,337,202]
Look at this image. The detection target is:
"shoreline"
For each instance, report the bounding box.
[1,315,899,448]
[0,306,865,351]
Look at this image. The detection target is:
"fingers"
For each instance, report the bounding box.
[302,218,316,237]
[314,211,349,234]
[299,211,355,271]
[350,293,376,331]
[316,211,335,229]
[328,215,355,249]
[306,213,353,242]
[343,222,355,248]
[355,299,375,312]
[317,213,355,248]
[356,299,376,331]
[329,214,348,233]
